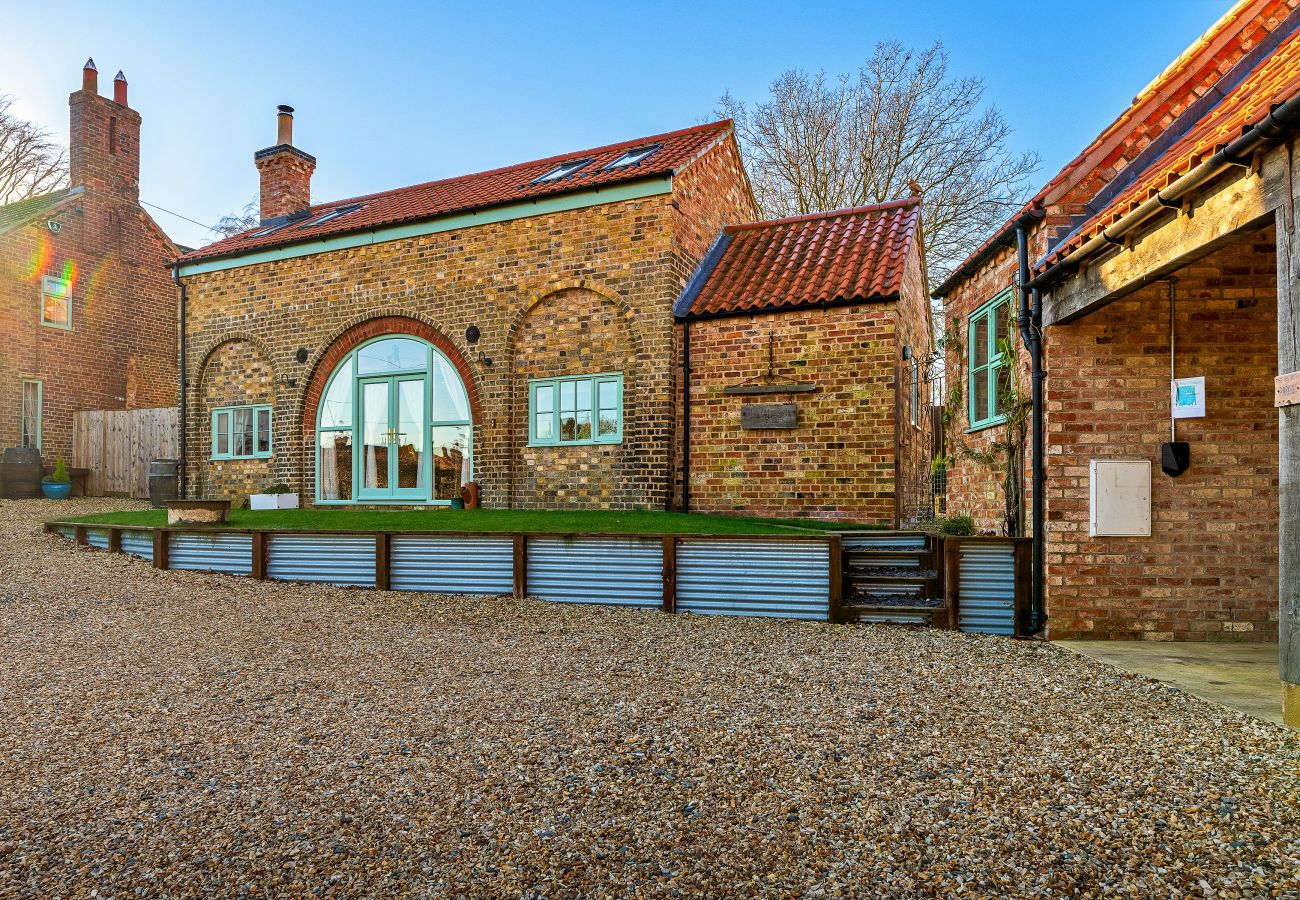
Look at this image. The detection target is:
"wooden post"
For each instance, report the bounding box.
[943,536,960,631]
[375,532,390,591]
[513,534,527,599]
[152,529,169,570]
[1276,200,1300,728]
[826,534,843,623]
[107,528,122,553]
[661,535,677,614]
[74,525,88,547]
[251,531,268,580]
[1014,539,1032,637]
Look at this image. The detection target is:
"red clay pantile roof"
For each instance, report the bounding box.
[1042,23,1300,267]
[674,198,922,318]
[180,120,733,265]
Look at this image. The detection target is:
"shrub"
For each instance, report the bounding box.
[264,483,292,494]
[49,458,71,484]
[937,512,976,536]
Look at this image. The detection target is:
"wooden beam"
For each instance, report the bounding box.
[107,528,121,554]
[1276,202,1300,727]
[375,532,390,591]
[251,531,268,580]
[152,529,169,570]
[74,526,87,547]
[943,537,960,630]
[513,535,527,599]
[826,534,843,624]
[661,535,677,614]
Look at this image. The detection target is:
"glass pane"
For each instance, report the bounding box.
[215,412,230,456]
[994,363,1010,417]
[535,412,553,440]
[560,414,576,442]
[357,338,427,374]
[362,381,390,490]
[597,380,618,437]
[560,380,576,414]
[232,409,254,457]
[256,408,271,454]
[575,410,591,441]
[534,384,554,414]
[994,301,1010,355]
[396,379,425,490]
[597,380,616,412]
[21,383,39,448]
[973,372,989,423]
[430,354,470,422]
[42,291,69,326]
[430,425,471,500]
[576,380,592,414]
[319,431,353,500]
[973,315,990,368]
[320,366,354,428]
[597,411,618,436]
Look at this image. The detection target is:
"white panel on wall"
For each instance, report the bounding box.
[1090,459,1152,537]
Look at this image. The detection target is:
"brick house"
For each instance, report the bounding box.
[173,111,757,509]
[0,61,178,469]
[675,200,933,525]
[934,0,1300,721]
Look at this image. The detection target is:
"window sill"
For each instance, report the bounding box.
[211,454,274,461]
[527,440,623,448]
[41,322,72,331]
[965,416,1007,435]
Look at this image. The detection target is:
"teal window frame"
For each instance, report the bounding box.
[967,289,1014,432]
[529,373,623,446]
[21,379,42,450]
[211,404,273,460]
[41,275,72,330]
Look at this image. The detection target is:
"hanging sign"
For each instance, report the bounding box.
[1277,371,1300,408]
[1171,376,1205,419]
[741,403,798,429]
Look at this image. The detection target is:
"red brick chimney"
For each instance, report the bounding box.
[254,105,315,223]
[69,58,140,202]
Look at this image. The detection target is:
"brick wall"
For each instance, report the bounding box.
[1045,232,1279,641]
[0,79,177,468]
[195,338,276,498]
[182,134,749,508]
[685,302,902,524]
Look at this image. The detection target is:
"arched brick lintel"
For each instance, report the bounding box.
[300,316,482,442]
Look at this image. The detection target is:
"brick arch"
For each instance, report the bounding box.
[505,278,645,368]
[300,316,482,443]
[194,333,277,387]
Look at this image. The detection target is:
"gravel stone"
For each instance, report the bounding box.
[1,499,1297,897]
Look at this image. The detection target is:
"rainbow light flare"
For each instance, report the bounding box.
[20,231,53,282]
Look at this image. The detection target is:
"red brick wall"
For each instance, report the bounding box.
[1045,232,1278,641]
[255,148,316,221]
[0,81,177,468]
[685,302,902,524]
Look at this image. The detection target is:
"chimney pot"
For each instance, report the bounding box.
[82,58,98,93]
[113,70,128,106]
[276,104,294,146]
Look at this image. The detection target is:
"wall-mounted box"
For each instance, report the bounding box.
[1089,459,1151,537]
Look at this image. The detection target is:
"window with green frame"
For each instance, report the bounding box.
[967,289,1013,430]
[212,404,273,459]
[529,373,623,445]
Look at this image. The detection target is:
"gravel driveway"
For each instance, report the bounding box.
[1,499,1297,897]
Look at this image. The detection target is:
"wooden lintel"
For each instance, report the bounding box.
[722,383,817,396]
[1277,371,1300,408]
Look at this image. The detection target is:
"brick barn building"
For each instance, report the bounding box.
[676,200,933,525]
[174,112,758,510]
[0,61,178,468]
[933,0,1300,724]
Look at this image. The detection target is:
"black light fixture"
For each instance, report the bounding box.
[295,347,309,364]
[466,325,481,344]
[1160,279,1190,477]
[902,345,913,361]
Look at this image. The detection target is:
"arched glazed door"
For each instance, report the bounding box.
[316,336,472,504]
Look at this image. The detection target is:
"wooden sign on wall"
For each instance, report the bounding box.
[741,402,798,429]
[1277,371,1300,408]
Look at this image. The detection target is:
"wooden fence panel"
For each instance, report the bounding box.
[72,407,178,498]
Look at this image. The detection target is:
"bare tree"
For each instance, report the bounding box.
[209,195,260,240]
[718,42,1039,282]
[0,93,67,204]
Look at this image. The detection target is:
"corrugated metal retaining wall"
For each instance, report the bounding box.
[267,534,377,587]
[527,537,663,608]
[955,541,1019,635]
[390,536,514,594]
[119,529,154,562]
[168,532,252,575]
[677,539,830,620]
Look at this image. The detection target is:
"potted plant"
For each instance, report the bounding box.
[41,457,73,500]
[250,482,299,510]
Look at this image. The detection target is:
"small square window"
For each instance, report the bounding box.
[41,275,71,329]
[212,404,273,460]
[533,158,592,184]
[605,145,659,170]
[529,374,622,446]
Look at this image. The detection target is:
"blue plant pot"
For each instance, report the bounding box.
[41,481,72,500]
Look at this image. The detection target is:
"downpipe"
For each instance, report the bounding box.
[172,267,187,500]
[1017,226,1047,636]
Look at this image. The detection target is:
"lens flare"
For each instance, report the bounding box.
[20,231,52,281]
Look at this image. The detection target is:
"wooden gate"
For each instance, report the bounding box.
[72,407,178,498]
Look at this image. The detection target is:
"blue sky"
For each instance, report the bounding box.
[2,0,1231,248]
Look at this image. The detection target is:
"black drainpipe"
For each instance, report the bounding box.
[681,318,692,513]
[172,267,188,500]
[1016,227,1047,635]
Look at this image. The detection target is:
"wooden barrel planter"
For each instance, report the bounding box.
[0,447,43,499]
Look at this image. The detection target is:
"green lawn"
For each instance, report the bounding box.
[53,507,881,535]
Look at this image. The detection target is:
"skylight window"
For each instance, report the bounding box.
[605,145,659,170]
[297,203,364,229]
[248,221,291,238]
[533,158,592,184]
